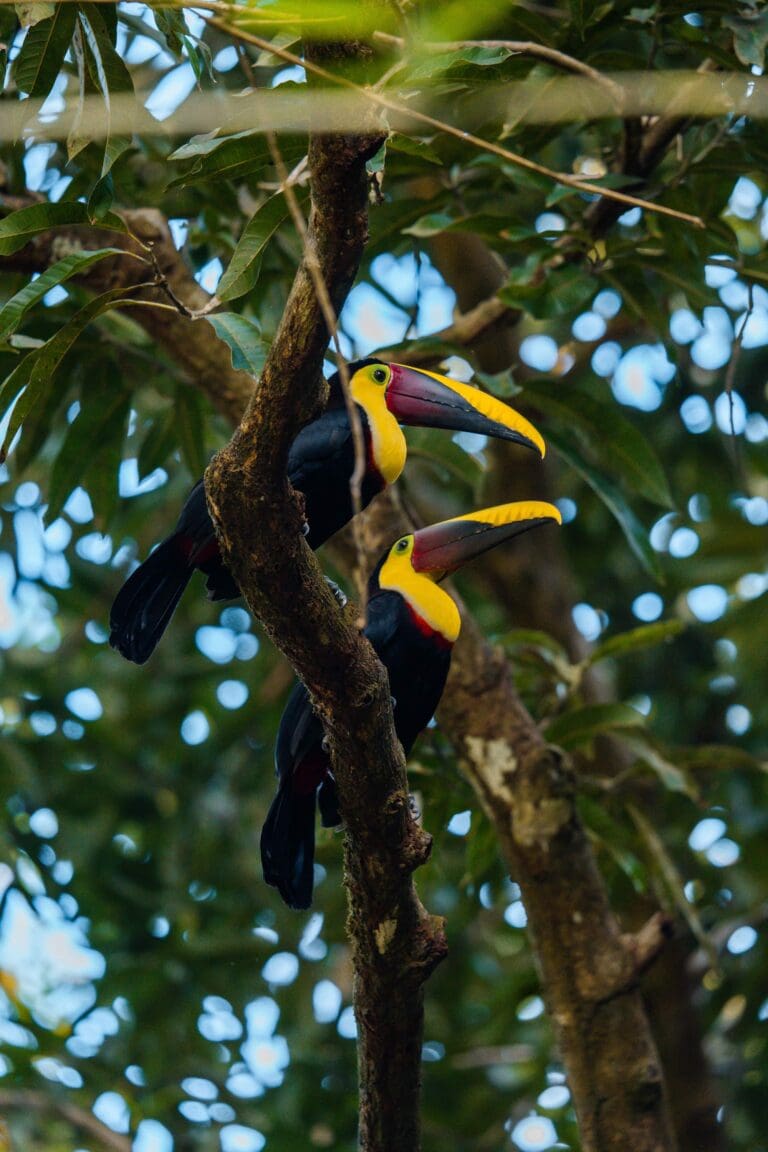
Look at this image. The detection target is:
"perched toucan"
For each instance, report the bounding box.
[261,500,562,909]
[109,360,544,663]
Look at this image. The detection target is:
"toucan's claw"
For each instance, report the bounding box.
[325,578,348,608]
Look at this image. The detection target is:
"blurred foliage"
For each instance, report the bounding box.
[0,1,767,1150]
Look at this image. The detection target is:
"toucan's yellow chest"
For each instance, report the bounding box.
[357,391,407,485]
[378,553,461,643]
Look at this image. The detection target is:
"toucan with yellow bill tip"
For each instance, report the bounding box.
[109,359,545,664]
[260,499,562,910]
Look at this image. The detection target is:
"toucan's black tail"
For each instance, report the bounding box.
[109,535,193,664]
[260,783,317,911]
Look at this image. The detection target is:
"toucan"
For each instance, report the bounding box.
[109,360,545,663]
[260,500,562,910]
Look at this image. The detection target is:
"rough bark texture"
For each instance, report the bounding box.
[202,46,447,1152]
[0,45,700,1152]
[411,136,723,1150]
[0,199,253,424]
[443,619,676,1152]
[345,490,677,1152]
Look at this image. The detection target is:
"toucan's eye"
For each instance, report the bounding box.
[394,538,409,553]
[372,367,387,385]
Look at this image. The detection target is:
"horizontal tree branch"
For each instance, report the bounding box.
[0,1088,131,1152]
[0,199,253,425]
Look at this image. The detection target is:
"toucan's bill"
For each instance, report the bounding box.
[411,501,562,577]
[385,364,545,457]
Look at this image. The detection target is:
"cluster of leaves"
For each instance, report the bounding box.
[0,1,767,1150]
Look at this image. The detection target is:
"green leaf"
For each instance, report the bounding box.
[0,202,126,255]
[587,620,684,665]
[67,22,92,161]
[500,628,569,658]
[546,425,663,580]
[464,813,502,882]
[404,45,513,82]
[1,285,149,461]
[0,249,134,343]
[401,428,484,490]
[48,385,131,521]
[366,140,387,176]
[217,196,292,303]
[154,7,187,56]
[83,391,131,527]
[679,743,768,776]
[629,803,715,963]
[403,212,455,239]
[0,352,37,444]
[137,408,177,479]
[15,2,55,27]
[724,10,768,68]
[523,382,674,509]
[80,5,134,184]
[169,128,259,162]
[545,702,646,750]
[499,265,595,320]
[14,2,76,96]
[205,313,266,376]
[174,387,206,478]
[167,132,305,190]
[183,34,213,85]
[622,732,698,800]
[386,133,442,165]
[578,797,647,892]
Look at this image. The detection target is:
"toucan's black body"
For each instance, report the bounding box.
[109,360,546,665]
[261,576,452,911]
[108,409,381,664]
[260,500,562,910]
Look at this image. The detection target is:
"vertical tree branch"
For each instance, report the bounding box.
[441,617,678,1152]
[339,491,677,1152]
[204,36,447,1152]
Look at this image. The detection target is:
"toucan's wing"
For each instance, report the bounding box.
[364,591,405,661]
[275,679,325,784]
[287,409,355,495]
[174,479,212,540]
[287,410,364,548]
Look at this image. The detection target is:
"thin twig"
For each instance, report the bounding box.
[724,280,752,410]
[10,0,347,21]
[377,295,513,364]
[373,30,624,100]
[204,17,705,230]
[265,131,369,616]
[628,803,718,971]
[723,280,751,487]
